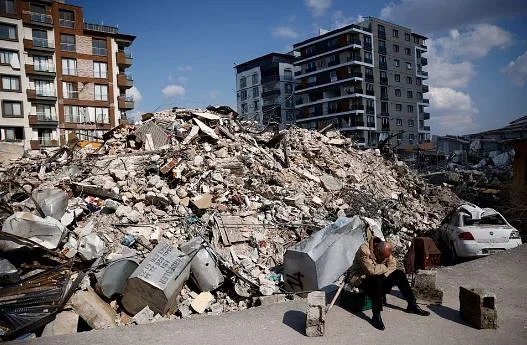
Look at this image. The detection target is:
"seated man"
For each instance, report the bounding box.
[347,237,430,330]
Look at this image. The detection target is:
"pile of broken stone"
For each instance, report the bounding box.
[0,107,459,338]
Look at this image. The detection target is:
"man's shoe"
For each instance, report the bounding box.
[371,314,385,331]
[406,303,430,316]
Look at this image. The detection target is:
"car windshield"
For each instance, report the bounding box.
[462,213,506,226]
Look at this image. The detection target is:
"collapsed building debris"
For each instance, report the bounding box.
[0,106,460,338]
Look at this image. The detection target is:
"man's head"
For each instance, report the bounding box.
[373,241,393,262]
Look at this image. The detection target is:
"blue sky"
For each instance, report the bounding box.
[74,0,527,135]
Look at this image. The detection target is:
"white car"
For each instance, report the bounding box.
[440,203,522,261]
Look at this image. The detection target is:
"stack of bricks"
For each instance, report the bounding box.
[305,291,326,337]
[413,269,443,304]
[459,287,498,329]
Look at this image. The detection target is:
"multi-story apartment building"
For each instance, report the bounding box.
[0,0,135,150]
[234,53,295,125]
[292,17,430,148]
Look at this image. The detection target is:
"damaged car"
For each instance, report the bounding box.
[440,203,522,262]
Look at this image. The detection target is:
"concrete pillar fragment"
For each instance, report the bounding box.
[459,287,498,329]
[413,269,443,304]
[305,291,326,337]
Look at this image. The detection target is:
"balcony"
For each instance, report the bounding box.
[64,90,79,99]
[367,122,376,128]
[84,22,118,34]
[118,96,134,110]
[366,106,375,114]
[22,11,53,27]
[365,90,374,96]
[350,72,363,79]
[59,18,75,28]
[363,43,372,51]
[379,62,387,70]
[262,89,280,98]
[421,57,428,66]
[117,51,133,67]
[64,115,109,125]
[380,94,389,100]
[346,88,363,95]
[364,57,372,64]
[378,32,386,40]
[380,77,388,85]
[28,114,58,126]
[27,88,56,100]
[365,76,374,83]
[24,38,54,52]
[117,73,134,88]
[25,64,55,77]
[350,104,365,111]
[350,120,365,127]
[422,85,429,93]
[420,125,431,132]
[378,46,387,55]
[61,43,76,52]
[347,56,362,63]
[421,98,430,104]
[327,59,340,67]
[417,70,429,77]
[382,124,390,131]
[421,112,430,120]
[305,66,316,73]
[30,138,59,150]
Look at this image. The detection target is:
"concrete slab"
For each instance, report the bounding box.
[14,245,527,345]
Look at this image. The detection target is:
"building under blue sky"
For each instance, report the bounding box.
[74,0,527,136]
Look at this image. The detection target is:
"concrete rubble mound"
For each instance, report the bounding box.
[0,107,459,339]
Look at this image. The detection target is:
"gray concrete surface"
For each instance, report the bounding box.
[14,245,527,345]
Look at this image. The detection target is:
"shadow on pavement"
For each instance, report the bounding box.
[282,310,306,335]
[428,304,471,327]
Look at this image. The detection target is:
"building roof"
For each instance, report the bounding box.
[293,23,371,48]
[469,114,527,138]
[234,52,294,73]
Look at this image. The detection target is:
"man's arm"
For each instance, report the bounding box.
[383,255,397,277]
[358,245,389,276]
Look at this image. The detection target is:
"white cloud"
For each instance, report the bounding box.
[427,57,475,88]
[332,11,363,29]
[380,0,527,33]
[177,65,193,72]
[126,86,142,102]
[271,26,299,39]
[428,87,479,135]
[305,0,332,16]
[162,84,186,98]
[435,24,512,60]
[502,50,527,87]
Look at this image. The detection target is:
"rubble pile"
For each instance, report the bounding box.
[0,107,459,339]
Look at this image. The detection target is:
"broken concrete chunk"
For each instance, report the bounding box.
[182,125,200,145]
[194,118,219,140]
[0,258,19,284]
[32,188,68,221]
[122,242,191,315]
[70,287,117,330]
[413,270,443,304]
[41,311,79,337]
[306,291,326,337]
[78,233,105,261]
[191,193,212,209]
[180,237,224,292]
[190,291,214,314]
[0,212,67,251]
[132,306,155,325]
[459,287,498,329]
[109,169,128,182]
[320,174,343,192]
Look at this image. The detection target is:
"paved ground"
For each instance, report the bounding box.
[13,245,527,345]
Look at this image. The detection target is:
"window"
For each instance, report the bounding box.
[34,56,50,71]
[306,46,315,55]
[381,102,388,113]
[1,75,20,91]
[409,133,415,141]
[379,55,386,66]
[0,23,17,40]
[307,75,317,85]
[240,76,246,88]
[379,40,386,48]
[396,104,402,111]
[414,36,420,44]
[364,35,371,45]
[366,83,374,93]
[407,90,413,98]
[252,86,259,98]
[365,67,373,77]
[61,58,76,75]
[364,51,372,63]
[396,118,402,126]
[240,90,247,100]
[63,82,77,99]
[95,107,109,123]
[241,103,247,114]
[416,77,422,86]
[35,80,54,96]
[92,38,106,56]
[1,0,15,13]
[307,61,316,71]
[393,44,399,53]
[406,76,413,84]
[406,62,412,69]
[61,34,75,52]
[380,71,387,80]
[32,29,49,48]
[64,105,81,122]
[408,119,415,127]
[93,61,107,78]
[395,89,401,97]
[0,49,18,67]
[253,100,259,111]
[284,69,292,81]
[408,105,414,113]
[2,101,22,117]
[285,83,293,94]
[405,47,411,56]
[252,73,258,85]
[394,74,400,82]
[394,58,400,67]
[381,86,388,98]
[392,29,399,38]
[328,38,337,48]
[378,24,385,34]
[417,91,422,100]
[405,33,410,41]
[94,84,108,101]
[36,104,54,120]
[59,9,75,28]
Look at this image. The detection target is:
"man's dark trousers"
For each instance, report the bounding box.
[360,269,415,313]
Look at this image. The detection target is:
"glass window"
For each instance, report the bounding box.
[34,56,50,71]
[252,86,259,98]
[95,107,109,123]
[394,74,400,82]
[405,47,411,56]
[284,69,292,81]
[381,102,388,113]
[253,100,259,111]
[396,119,402,126]
[35,80,54,96]
[414,36,420,44]
[240,90,247,100]
[285,83,293,94]
[240,76,246,88]
[64,105,81,122]
[61,58,76,75]
[395,89,401,97]
[1,0,15,13]
[408,105,414,113]
[396,104,402,111]
[252,73,258,85]
[36,104,54,119]
[393,44,399,53]
[59,9,75,28]
[1,75,20,91]
[61,34,75,52]
[2,101,22,117]
[241,103,247,114]
[416,78,422,86]
[92,38,106,56]
[406,62,412,69]
[407,76,413,84]
[409,133,415,140]
[380,71,387,79]
[94,84,108,101]
[378,24,385,33]
[63,81,77,99]
[394,58,400,67]
[0,49,18,66]
[379,40,386,48]
[407,90,413,98]
[93,61,107,78]
[392,29,399,37]
[405,33,410,41]
[0,23,17,40]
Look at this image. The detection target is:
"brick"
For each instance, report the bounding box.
[459,287,498,329]
[413,269,443,304]
[307,291,326,307]
[305,291,326,337]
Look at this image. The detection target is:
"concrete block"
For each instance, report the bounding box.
[459,287,498,329]
[70,287,117,329]
[307,291,326,307]
[413,269,443,304]
[122,242,191,315]
[41,311,79,337]
[305,291,326,337]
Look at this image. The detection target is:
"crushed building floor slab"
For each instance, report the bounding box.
[13,245,527,345]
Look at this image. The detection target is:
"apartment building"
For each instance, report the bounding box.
[0,0,135,150]
[292,17,430,148]
[234,53,295,125]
